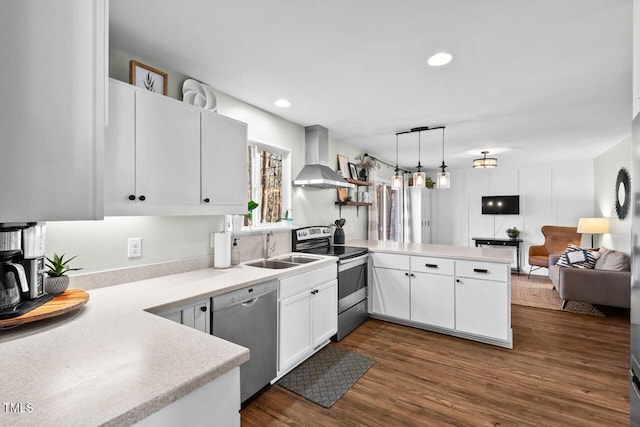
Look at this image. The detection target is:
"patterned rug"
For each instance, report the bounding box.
[278,345,375,408]
[511,274,604,316]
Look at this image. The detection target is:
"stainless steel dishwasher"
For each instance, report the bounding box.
[211,280,277,403]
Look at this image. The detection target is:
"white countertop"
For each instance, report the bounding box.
[0,241,510,426]
[348,239,514,263]
[0,255,337,427]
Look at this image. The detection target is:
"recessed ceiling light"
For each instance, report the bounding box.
[427,52,453,67]
[274,99,291,108]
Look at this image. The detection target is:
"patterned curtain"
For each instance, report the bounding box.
[260,150,282,223]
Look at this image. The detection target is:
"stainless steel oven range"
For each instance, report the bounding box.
[292,226,368,341]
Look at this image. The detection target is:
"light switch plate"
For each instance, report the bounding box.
[128,237,142,258]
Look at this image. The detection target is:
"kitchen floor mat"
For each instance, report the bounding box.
[277,344,375,408]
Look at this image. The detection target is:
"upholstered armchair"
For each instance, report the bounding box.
[528,225,581,278]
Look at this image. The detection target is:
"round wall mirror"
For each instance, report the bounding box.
[615,168,630,219]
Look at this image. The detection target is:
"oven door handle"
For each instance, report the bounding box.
[338,254,368,272]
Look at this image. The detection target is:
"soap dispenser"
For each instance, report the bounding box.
[231,238,239,265]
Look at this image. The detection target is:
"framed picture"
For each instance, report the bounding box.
[129,60,168,95]
[337,154,350,177]
[348,162,358,180]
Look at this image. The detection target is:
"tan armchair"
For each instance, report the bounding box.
[528,225,581,278]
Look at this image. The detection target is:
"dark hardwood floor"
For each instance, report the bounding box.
[242,305,630,426]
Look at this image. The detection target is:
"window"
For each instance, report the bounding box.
[246,140,291,227]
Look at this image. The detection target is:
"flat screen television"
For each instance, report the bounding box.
[482,195,520,215]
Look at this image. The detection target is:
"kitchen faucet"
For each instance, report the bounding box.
[265,231,276,259]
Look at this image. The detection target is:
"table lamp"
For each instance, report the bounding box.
[577,218,609,248]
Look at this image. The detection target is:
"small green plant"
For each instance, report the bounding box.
[246,200,259,222]
[425,177,435,189]
[506,227,520,237]
[45,253,82,277]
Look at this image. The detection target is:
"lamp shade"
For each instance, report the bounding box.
[392,174,403,189]
[577,218,609,234]
[473,151,498,168]
[436,171,450,189]
[413,171,426,187]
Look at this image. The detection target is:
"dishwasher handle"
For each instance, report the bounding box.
[212,280,277,311]
[241,298,259,307]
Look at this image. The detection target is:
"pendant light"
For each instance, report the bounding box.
[412,130,426,187]
[392,134,403,189]
[473,151,498,168]
[436,126,450,189]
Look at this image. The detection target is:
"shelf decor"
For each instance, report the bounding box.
[129,60,168,96]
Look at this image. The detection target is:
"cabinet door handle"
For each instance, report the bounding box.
[473,268,488,273]
[128,194,136,201]
[203,198,210,203]
[424,263,438,269]
[138,195,146,201]
[405,272,410,277]
[411,273,415,277]
[200,306,207,312]
[456,279,461,283]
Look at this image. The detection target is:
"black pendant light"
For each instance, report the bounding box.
[436,126,450,189]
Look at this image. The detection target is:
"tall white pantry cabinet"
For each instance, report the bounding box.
[0,1,108,222]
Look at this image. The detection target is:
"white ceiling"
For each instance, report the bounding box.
[109,0,632,170]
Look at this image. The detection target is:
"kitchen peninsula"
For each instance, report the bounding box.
[350,240,514,349]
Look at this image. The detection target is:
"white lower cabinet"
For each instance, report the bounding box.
[311,280,338,348]
[369,252,512,347]
[277,263,338,376]
[279,291,313,371]
[410,272,455,329]
[455,276,509,340]
[370,267,410,319]
[159,300,211,334]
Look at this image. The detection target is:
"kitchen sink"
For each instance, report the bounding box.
[276,255,322,264]
[245,259,298,269]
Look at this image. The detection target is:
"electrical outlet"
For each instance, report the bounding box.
[128,237,142,258]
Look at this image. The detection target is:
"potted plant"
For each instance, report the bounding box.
[354,154,375,181]
[506,227,520,239]
[245,200,259,226]
[45,253,82,295]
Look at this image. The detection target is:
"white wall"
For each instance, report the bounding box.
[594,137,632,253]
[431,159,595,274]
[45,48,369,274]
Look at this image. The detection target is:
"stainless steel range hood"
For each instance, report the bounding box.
[293,125,354,189]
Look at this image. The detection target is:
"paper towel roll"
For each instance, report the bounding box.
[214,232,231,268]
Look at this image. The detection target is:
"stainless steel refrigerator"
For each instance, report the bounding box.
[369,181,431,243]
[631,112,640,425]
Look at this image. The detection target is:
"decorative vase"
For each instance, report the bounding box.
[358,168,368,182]
[45,276,69,295]
[507,232,519,240]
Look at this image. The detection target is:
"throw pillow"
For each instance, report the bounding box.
[556,244,601,269]
[600,251,630,271]
[594,249,611,269]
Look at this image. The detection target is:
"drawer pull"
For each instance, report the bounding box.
[473,268,489,273]
[405,272,410,277]
[424,263,439,268]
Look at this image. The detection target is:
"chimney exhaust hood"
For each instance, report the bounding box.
[293,125,354,189]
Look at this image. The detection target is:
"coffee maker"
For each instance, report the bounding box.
[20,223,46,300]
[0,223,46,302]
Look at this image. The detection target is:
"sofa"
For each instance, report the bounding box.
[548,248,630,309]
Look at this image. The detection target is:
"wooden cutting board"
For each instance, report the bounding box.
[0,289,89,328]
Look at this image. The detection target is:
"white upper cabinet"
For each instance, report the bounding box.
[201,112,247,210]
[135,90,201,205]
[0,0,108,222]
[104,79,248,216]
[105,80,136,208]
